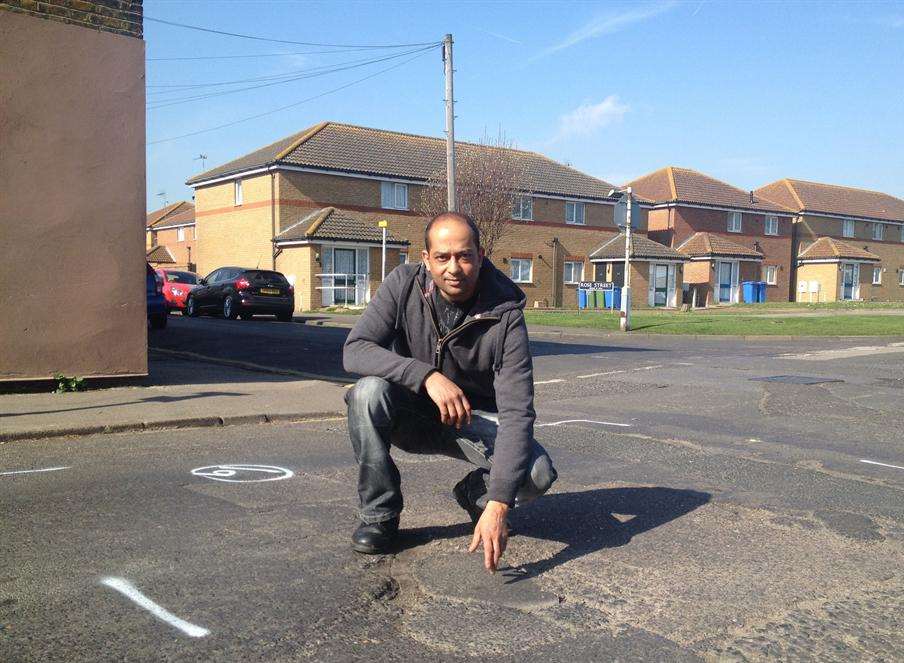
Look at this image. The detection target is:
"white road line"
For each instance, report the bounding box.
[635,364,664,371]
[577,370,626,379]
[534,379,566,385]
[860,459,904,471]
[0,466,70,477]
[101,577,210,638]
[537,419,631,428]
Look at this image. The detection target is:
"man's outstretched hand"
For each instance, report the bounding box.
[469,500,509,572]
[424,371,472,429]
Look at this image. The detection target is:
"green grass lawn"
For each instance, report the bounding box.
[524,310,904,336]
[703,301,904,314]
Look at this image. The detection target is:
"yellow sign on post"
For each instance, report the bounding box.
[378,220,388,228]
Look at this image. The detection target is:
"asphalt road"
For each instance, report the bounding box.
[3,316,904,660]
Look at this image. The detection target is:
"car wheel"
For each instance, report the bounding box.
[223,295,238,320]
[185,296,199,317]
[276,311,292,322]
[150,312,168,329]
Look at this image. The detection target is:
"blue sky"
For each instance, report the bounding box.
[145,0,904,211]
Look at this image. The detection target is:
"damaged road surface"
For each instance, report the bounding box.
[3,334,904,660]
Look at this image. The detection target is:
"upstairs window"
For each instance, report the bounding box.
[380,181,408,210]
[234,179,243,206]
[872,222,884,241]
[872,267,882,285]
[901,225,904,243]
[510,258,532,283]
[177,227,185,242]
[765,215,779,236]
[842,219,855,237]
[565,201,585,225]
[563,261,584,284]
[727,211,742,233]
[512,195,533,221]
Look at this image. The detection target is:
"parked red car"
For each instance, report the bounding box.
[156,269,201,313]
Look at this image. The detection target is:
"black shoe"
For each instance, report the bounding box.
[351,517,399,554]
[453,469,489,525]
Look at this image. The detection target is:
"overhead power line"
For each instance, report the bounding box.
[146,45,437,110]
[147,49,433,146]
[144,16,437,49]
[147,48,388,61]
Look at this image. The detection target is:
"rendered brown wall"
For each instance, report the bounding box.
[0,9,146,380]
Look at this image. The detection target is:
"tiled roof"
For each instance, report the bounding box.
[797,237,880,262]
[677,232,764,260]
[626,167,793,213]
[589,233,687,261]
[755,179,904,222]
[187,122,617,199]
[275,207,408,245]
[147,245,176,264]
[147,201,194,229]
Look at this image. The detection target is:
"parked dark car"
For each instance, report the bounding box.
[156,268,200,313]
[146,262,168,329]
[185,267,294,321]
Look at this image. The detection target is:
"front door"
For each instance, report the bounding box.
[333,248,356,305]
[841,263,859,300]
[718,261,734,303]
[653,264,668,306]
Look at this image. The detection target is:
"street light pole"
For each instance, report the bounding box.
[621,186,633,332]
[443,33,456,212]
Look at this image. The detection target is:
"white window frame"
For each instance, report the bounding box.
[177,227,185,242]
[900,225,904,243]
[565,201,585,225]
[727,211,742,233]
[842,218,855,238]
[765,265,777,285]
[380,181,408,210]
[872,266,882,285]
[234,179,243,206]
[512,195,533,221]
[899,270,904,286]
[510,258,533,283]
[765,215,779,236]
[398,251,408,265]
[872,222,884,241]
[563,260,584,284]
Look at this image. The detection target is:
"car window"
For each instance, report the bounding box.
[245,270,289,284]
[166,271,198,284]
[205,269,222,284]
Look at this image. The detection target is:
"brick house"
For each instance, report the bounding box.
[588,234,688,308]
[186,122,646,312]
[755,179,904,302]
[146,201,196,270]
[627,167,796,306]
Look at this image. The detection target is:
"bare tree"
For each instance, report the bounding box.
[418,130,530,258]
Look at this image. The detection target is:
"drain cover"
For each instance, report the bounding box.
[751,375,843,385]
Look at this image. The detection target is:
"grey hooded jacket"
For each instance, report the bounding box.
[342,260,535,505]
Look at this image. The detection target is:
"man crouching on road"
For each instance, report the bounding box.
[342,212,557,572]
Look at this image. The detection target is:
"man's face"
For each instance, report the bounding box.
[422,219,484,303]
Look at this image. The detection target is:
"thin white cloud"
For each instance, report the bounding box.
[533,1,677,60]
[553,95,629,142]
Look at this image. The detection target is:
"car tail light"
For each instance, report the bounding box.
[236,278,250,290]
[288,284,294,295]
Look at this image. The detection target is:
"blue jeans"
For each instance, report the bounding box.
[346,376,557,524]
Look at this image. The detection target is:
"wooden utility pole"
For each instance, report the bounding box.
[443,34,456,212]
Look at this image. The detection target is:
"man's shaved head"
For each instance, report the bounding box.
[424,212,481,253]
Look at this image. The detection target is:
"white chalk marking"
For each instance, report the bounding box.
[537,419,631,428]
[859,459,904,471]
[674,362,695,366]
[635,364,664,371]
[191,464,294,483]
[100,577,210,638]
[534,379,565,385]
[577,370,626,379]
[0,466,69,477]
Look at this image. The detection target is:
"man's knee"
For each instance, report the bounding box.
[347,376,392,408]
[529,454,557,495]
